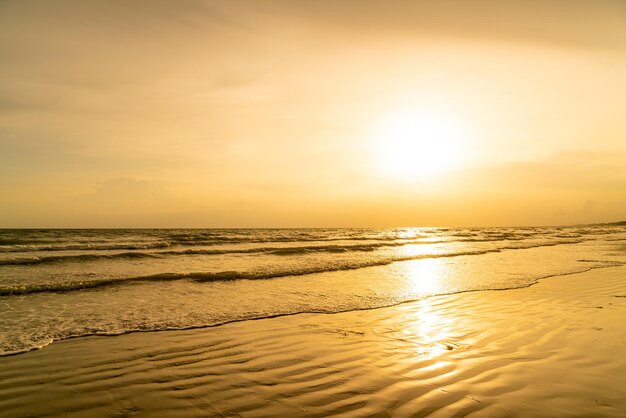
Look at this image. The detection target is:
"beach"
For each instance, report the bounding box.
[3,1,626,416]
[2,265,625,417]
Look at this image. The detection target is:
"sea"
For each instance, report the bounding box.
[1,225,625,356]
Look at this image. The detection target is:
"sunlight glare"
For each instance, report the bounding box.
[403,258,444,295]
[371,107,466,181]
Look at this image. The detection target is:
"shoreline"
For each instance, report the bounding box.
[1,265,625,416]
[2,262,621,359]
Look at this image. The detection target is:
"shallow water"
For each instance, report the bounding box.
[1,226,625,355]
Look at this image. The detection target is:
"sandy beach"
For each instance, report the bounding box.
[1,265,625,417]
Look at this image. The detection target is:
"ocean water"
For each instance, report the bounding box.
[1,226,625,355]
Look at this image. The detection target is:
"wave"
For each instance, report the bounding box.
[0,251,161,266]
[162,240,433,256]
[2,262,624,358]
[0,237,581,266]
[2,230,532,253]
[0,242,173,253]
[0,241,425,265]
[0,235,432,253]
[0,241,581,296]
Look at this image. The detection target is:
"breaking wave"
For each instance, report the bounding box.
[0,241,581,295]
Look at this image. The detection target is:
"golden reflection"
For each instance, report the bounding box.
[402,258,444,295]
[397,298,454,359]
[396,259,457,358]
[394,242,448,260]
[397,228,423,239]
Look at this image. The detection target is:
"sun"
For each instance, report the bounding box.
[371,107,466,181]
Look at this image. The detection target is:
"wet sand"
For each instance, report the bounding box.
[1,266,625,417]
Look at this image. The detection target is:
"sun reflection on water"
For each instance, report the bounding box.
[396,227,424,239]
[402,258,445,295]
[412,299,454,358]
[396,258,456,358]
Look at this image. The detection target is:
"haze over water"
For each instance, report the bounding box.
[1,225,625,355]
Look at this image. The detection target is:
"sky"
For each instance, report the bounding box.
[1,0,625,227]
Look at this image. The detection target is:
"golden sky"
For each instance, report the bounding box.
[1,0,625,227]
